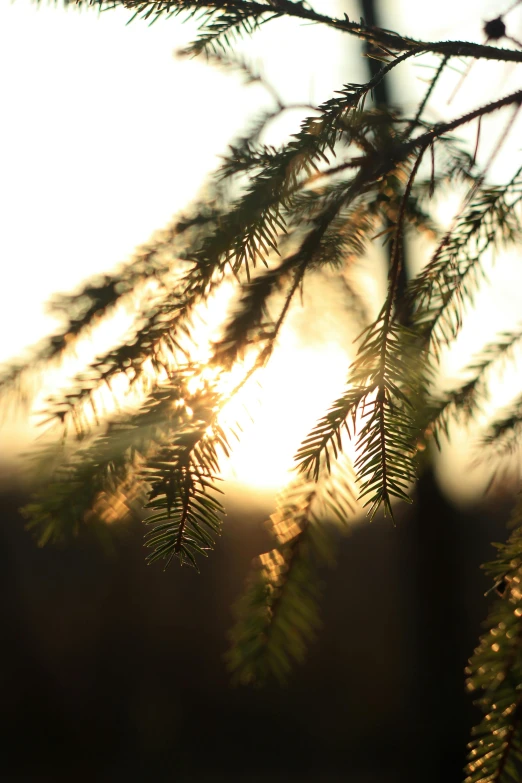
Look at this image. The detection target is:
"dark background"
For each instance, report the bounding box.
[0,468,512,783]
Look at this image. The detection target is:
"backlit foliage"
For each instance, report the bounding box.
[5,2,522,778]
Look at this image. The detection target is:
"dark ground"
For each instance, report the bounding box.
[0,471,512,783]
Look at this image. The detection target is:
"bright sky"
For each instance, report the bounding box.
[1,0,522,504]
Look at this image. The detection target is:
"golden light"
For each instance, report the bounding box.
[215,329,355,493]
[3,0,522,511]
[152,272,361,495]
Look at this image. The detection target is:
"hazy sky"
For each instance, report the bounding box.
[1,0,522,502]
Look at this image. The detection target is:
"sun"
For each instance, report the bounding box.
[160,271,360,496]
[212,332,355,494]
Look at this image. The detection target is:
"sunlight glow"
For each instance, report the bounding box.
[217,336,354,492]
[2,0,522,507]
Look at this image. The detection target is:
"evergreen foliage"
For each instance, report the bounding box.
[465,494,522,783]
[227,459,357,684]
[5,1,522,779]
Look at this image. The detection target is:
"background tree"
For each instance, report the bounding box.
[3,1,522,781]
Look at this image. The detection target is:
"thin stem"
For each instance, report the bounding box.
[268,1,522,64]
[404,55,450,137]
[174,471,192,554]
[390,146,429,301]
[122,1,522,64]
[409,87,522,152]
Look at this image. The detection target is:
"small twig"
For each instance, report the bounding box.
[390,146,429,302]
[404,54,449,136]
[472,116,482,167]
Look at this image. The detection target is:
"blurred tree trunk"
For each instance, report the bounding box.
[358,1,469,778]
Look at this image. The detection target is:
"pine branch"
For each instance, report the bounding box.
[427,325,522,447]
[296,151,428,519]
[22,363,237,571]
[141,384,229,569]
[196,100,393,280]
[409,167,522,357]
[175,2,280,56]
[211,182,379,371]
[298,196,382,270]
[352,314,421,518]
[0,230,176,407]
[479,394,522,466]
[295,309,424,519]
[39,0,522,69]
[226,461,357,684]
[211,255,301,370]
[143,449,225,570]
[21,373,193,545]
[116,0,522,66]
[465,494,522,783]
[295,385,363,479]
[226,484,322,685]
[191,54,448,283]
[0,199,224,422]
[38,282,197,436]
[24,199,236,436]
